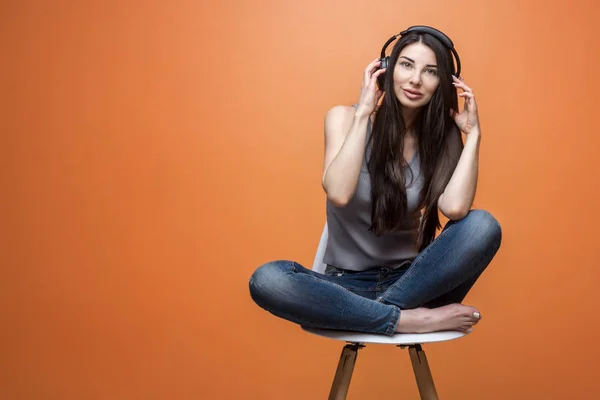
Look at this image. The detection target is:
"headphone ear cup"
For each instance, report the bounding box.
[380,57,389,69]
[377,57,389,89]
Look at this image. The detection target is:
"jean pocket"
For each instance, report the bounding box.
[324,265,344,277]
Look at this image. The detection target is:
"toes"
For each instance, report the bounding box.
[460,310,480,320]
[465,306,481,320]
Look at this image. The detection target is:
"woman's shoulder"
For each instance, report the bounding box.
[324,105,360,134]
[323,104,353,131]
[325,104,357,120]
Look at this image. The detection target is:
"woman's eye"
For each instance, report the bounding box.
[400,61,411,68]
[426,68,437,75]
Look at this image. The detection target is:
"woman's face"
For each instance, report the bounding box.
[393,42,440,109]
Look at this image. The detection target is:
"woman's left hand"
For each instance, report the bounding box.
[450,76,480,135]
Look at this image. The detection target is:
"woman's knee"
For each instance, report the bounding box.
[463,209,502,249]
[249,260,296,305]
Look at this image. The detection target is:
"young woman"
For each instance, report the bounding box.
[249,27,502,336]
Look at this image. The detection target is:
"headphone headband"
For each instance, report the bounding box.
[379,25,461,78]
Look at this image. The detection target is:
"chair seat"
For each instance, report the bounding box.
[302,326,471,345]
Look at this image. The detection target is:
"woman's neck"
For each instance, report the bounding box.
[405,129,417,141]
[402,107,420,131]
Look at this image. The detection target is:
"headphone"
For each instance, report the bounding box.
[377,25,461,88]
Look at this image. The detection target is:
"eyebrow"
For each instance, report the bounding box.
[400,56,438,68]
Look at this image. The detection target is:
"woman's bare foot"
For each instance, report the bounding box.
[395,304,481,333]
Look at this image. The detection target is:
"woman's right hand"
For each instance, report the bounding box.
[356,58,387,116]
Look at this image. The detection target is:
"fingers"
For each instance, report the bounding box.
[358,59,387,112]
[452,76,476,108]
[367,66,386,90]
[365,58,382,80]
[366,58,386,76]
[452,75,473,93]
[454,83,473,93]
[367,57,381,69]
[458,92,477,109]
[373,67,387,78]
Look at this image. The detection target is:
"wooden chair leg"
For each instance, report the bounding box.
[408,344,439,400]
[328,343,363,400]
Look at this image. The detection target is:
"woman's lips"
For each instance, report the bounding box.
[403,88,423,100]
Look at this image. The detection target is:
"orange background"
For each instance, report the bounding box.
[3,1,600,399]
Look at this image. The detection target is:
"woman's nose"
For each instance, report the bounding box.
[409,72,421,86]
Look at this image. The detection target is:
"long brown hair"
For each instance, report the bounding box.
[367,32,463,252]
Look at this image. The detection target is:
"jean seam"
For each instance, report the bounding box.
[385,306,400,335]
[326,265,381,292]
[377,221,458,303]
[294,262,378,299]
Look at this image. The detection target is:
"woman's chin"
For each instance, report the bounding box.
[397,97,422,109]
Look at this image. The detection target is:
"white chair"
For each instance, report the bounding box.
[302,223,471,400]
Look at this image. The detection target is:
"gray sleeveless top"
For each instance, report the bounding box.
[323,116,425,271]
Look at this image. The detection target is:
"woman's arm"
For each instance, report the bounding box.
[322,105,370,206]
[438,131,480,220]
[438,76,481,220]
[322,58,386,207]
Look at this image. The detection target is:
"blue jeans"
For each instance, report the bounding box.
[249,209,502,336]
